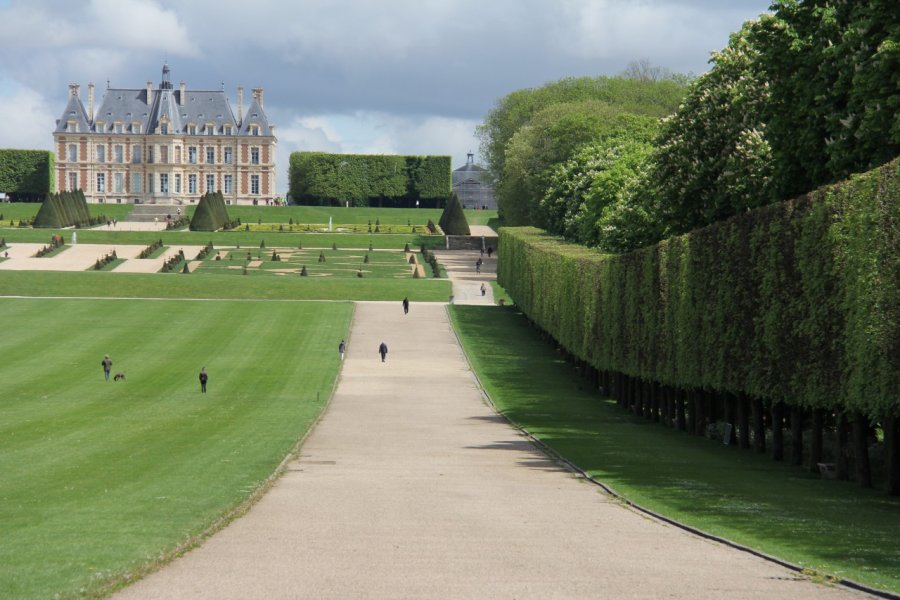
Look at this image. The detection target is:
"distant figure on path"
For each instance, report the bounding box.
[339,340,346,361]
[487,246,493,258]
[475,258,482,274]
[379,342,388,362]
[481,283,486,296]
[199,367,208,393]
[402,297,409,314]
[101,354,112,381]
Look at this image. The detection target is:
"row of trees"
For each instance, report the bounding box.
[480,1,900,253]
[497,157,899,494]
[33,190,102,228]
[288,152,451,208]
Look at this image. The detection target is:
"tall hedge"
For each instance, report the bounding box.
[33,190,91,228]
[498,157,899,421]
[288,152,451,207]
[0,149,55,201]
[190,191,230,231]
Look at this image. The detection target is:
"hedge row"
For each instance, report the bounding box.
[33,190,93,228]
[288,152,451,207]
[0,149,54,200]
[190,192,231,232]
[499,160,899,492]
[498,158,898,423]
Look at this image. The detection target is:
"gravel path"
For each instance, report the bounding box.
[114,299,861,599]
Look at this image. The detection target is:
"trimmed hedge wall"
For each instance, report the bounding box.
[33,190,93,228]
[190,191,231,231]
[288,152,451,207]
[0,149,54,201]
[498,158,899,491]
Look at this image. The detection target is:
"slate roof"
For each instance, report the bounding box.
[54,65,272,137]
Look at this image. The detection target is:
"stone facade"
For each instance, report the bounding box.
[53,64,276,205]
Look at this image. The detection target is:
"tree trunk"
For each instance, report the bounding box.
[738,394,750,449]
[836,412,849,481]
[771,402,784,461]
[790,406,804,466]
[676,388,686,432]
[752,397,766,454]
[661,386,670,425]
[853,413,872,489]
[885,415,900,496]
[687,389,697,434]
[634,378,644,416]
[809,409,824,473]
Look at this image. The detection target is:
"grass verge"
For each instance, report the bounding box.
[449,305,900,594]
[0,298,353,598]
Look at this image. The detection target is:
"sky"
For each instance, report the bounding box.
[0,0,772,195]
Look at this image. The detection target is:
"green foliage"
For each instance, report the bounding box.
[0,149,54,200]
[33,190,94,228]
[498,158,899,420]
[437,193,470,235]
[189,192,231,232]
[288,152,451,207]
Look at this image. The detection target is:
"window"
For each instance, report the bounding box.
[206,174,215,193]
[250,126,259,136]
[147,146,154,164]
[68,172,78,191]
[188,125,196,135]
[175,173,182,194]
[206,147,215,164]
[160,123,168,135]
[188,146,197,164]
[188,174,197,194]
[115,123,123,134]
[114,173,124,193]
[160,146,169,164]
[114,145,123,163]
[251,174,260,194]
[224,125,232,135]
[66,121,77,133]
[96,173,106,193]
[251,147,260,165]
[224,174,233,194]
[207,124,214,136]
[148,174,154,194]
[224,147,233,164]
[175,146,182,163]
[160,173,169,194]
[132,145,142,164]
[96,145,105,163]
[131,173,142,194]
[68,144,77,162]
[132,123,141,134]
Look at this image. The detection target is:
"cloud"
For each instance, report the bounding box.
[0,81,56,151]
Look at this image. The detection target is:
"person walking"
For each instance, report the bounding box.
[339,340,346,361]
[199,367,208,393]
[101,354,112,381]
[481,283,486,296]
[402,297,409,315]
[378,341,388,363]
[475,258,482,274]
[487,246,493,258]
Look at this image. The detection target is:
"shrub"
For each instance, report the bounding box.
[300,265,308,276]
[438,193,471,235]
[318,251,326,263]
[190,192,231,231]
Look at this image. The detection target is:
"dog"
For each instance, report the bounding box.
[113,372,126,381]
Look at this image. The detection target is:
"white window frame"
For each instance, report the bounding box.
[175,173,182,194]
[188,174,197,194]
[206,174,215,193]
[188,146,197,164]
[114,145,124,163]
[160,173,169,194]
[206,147,215,164]
[132,145,142,164]
[224,174,233,194]
[96,173,106,193]
[96,145,105,163]
[223,147,233,164]
[251,147,260,165]
[131,173,142,194]
[114,172,124,193]
[68,144,77,162]
[251,174,260,195]
[68,172,78,191]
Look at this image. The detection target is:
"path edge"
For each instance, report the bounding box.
[93,301,357,599]
[444,304,898,600]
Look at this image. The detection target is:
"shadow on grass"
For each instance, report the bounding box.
[450,304,900,593]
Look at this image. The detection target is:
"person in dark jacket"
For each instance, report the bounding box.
[199,367,208,393]
[339,340,346,361]
[101,354,112,381]
[402,297,409,314]
[378,342,388,362]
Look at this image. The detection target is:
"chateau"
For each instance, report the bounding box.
[53,63,276,205]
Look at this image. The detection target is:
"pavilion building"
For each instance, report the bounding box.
[452,153,495,210]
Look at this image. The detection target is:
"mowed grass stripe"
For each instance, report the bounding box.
[0,298,352,599]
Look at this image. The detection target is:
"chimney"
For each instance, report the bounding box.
[69,83,80,97]
[179,81,186,106]
[237,86,244,127]
[146,80,153,104]
[87,82,95,122]
[252,87,264,110]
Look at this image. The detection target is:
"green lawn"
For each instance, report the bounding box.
[195,247,419,280]
[0,202,132,223]
[0,297,353,598]
[449,305,900,594]
[0,270,451,301]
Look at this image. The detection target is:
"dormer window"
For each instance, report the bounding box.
[188,124,197,135]
[114,123,123,134]
[132,123,141,133]
[206,123,215,135]
[66,121,77,133]
[250,125,259,136]
[160,123,168,135]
